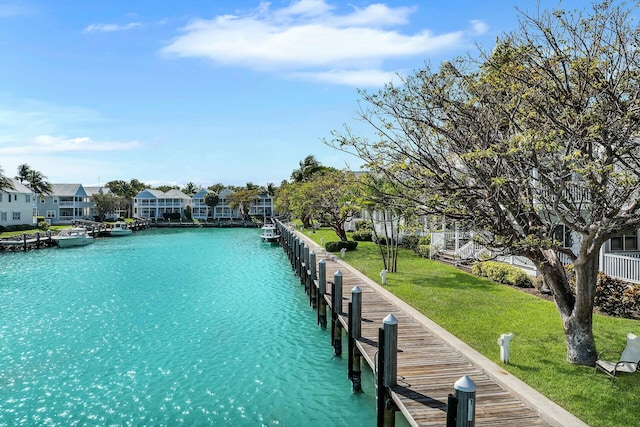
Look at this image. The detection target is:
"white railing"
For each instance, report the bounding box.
[430,232,445,259]
[456,241,478,260]
[602,253,640,284]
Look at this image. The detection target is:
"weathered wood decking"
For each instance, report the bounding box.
[288,229,587,427]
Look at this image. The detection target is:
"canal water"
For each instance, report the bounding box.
[0,228,382,426]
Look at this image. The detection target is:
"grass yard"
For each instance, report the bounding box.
[303,227,640,427]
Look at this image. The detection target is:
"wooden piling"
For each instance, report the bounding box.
[350,286,363,392]
[317,259,327,328]
[331,271,343,356]
[309,251,317,308]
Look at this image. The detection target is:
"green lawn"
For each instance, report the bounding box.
[303,228,640,427]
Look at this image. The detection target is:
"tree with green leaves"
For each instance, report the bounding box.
[25,168,52,195]
[0,166,14,191]
[330,1,640,365]
[182,182,199,195]
[287,170,360,241]
[227,188,259,219]
[92,193,127,221]
[15,164,30,184]
[204,192,220,218]
[291,154,326,182]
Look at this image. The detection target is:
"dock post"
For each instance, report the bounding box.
[379,314,398,426]
[22,233,27,252]
[376,327,386,427]
[36,232,41,248]
[309,251,317,307]
[318,259,327,328]
[331,271,343,356]
[454,376,476,427]
[302,245,309,290]
[349,285,363,392]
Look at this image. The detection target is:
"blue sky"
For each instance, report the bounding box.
[0,0,587,188]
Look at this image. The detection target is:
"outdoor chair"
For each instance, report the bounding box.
[594,332,640,386]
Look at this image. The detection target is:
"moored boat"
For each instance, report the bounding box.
[52,227,94,247]
[109,221,133,237]
[259,223,281,242]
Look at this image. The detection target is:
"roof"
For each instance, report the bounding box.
[3,178,32,194]
[50,184,88,197]
[84,186,112,196]
[134,189,164,199]
[161,189,191,200]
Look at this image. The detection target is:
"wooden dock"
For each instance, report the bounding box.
[282,225,587,427]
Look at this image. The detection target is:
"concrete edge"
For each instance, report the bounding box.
[295,231,589,427]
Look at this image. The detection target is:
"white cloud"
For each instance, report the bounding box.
[161,0,487,86]
[0,135,141,155]
[83,22,141,33]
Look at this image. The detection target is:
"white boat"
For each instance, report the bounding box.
[260,223,281,242]
[109,221,133,237]
[53,227,94,247]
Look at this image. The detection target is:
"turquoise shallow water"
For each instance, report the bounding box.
[0,228,380,426]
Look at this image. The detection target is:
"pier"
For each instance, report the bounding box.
[278,222,587,427]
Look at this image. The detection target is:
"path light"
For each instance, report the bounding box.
[497,333,514,364]
[340,247,347,258]
[380,269,388,285]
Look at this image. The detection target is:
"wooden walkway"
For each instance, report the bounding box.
[289,230,587,427]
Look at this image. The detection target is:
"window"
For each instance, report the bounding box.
[46,210,56,219]
[12,212,20,221]
[610,234,638,251]
[0,212,6,222]
[0,194,2,202]
[553,225,574,248]
[25,195,31,203]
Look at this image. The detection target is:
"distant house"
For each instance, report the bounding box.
[83,186,117,219]
[0,179,35,227]
[249,193,274,218]
[191,189,211,220]
[133,188,192,219]
[212,189,239,219]
[38,184,90,224]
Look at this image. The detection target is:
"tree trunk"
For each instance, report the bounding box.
[534,248,597,366]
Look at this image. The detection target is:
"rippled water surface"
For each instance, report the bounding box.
[0,228,379,426]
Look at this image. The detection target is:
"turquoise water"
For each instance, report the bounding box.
[0,228,379,426]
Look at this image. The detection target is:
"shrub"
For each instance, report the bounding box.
[472,261,533,288]
[352,229,372,241]
[594,273,640,318]
[354,220,373,231]
[375,236,398,246]
[419,235,431,246]
[325,241,358,252]
[37,221,50,230]
[416,244,431,258]
[401,235,420,251]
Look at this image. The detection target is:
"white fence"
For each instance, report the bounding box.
[602,253,640,284]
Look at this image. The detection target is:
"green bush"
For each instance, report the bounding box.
[594,273,640,318]
[416,244,431,258]
[37,221,50,230]
[418,235,431,246]
[472,261,533,288]
[325,241,358,252]
[352,229,372,241]
[354,220,373,231]
[401,235,420,251]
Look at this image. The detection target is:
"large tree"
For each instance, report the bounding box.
[25,168,52,195]
[92,193,127,221]
[331,1,640,365]
[289,170,360,241]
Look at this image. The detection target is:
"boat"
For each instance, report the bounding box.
[260,222,281,242]
[109,221,133,237]
[52,227,94,247]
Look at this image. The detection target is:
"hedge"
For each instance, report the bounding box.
[472,261,533,288]
[325,241,358,252]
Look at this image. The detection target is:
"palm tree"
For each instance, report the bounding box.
[0,166,14,191]
[15,164,30,184]
[290,155,323,182]
[26,169,52,195]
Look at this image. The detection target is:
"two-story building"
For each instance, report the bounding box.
[38,184,91,225]
[0,179,35,228]
[191,189,211,220]
[133,189,192,219]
